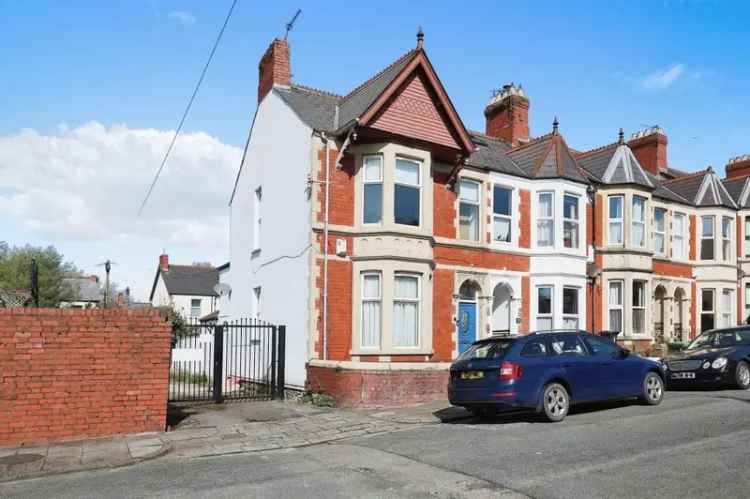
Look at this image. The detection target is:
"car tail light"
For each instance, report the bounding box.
[498,362,523,381]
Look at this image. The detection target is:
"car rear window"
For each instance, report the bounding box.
[458,340,515,361]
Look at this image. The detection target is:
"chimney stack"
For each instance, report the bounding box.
[484,83,530,146]
[258,38,291,103]
[627,126,668,176]
[159,253,169,272]
[726,155,750,180]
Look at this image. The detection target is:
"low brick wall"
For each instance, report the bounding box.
[307,364,449,407]
[0,308,171,446]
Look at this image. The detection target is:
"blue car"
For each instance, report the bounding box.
[448,330,665,422]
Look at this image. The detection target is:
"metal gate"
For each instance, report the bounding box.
[169,319,285,403]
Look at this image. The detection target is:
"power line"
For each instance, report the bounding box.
[138,0,239,216]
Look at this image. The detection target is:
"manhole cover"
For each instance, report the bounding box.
[0,453,44,466]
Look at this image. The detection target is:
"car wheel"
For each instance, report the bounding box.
[541,383,569,422]
[641,372,664,405]
[735,361,750,390]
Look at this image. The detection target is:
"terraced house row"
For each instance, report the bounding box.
[224,32,750,406]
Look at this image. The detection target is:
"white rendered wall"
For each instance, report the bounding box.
[227,90,313,389]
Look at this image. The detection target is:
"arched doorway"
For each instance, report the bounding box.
[492,283,513,335]
[654,285,667,342]
[674,287,686,342]
[457,280,481,354]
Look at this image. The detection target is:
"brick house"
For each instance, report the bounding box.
[225,32,750,406]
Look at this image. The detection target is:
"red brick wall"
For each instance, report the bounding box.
[307,365,449,407]
[653,260,692,279]
[484,96,530,146]
[628,133,667,175]
[0,309,171,446]
[258,39,290,103]
[689,215,697,261]
[317,149,354,226]
[595,194,604,247]
[433,268,455,361]
[433,172,457,238]
[434,245,529,272]
[315,259,353,361]
[519,189,531,248]
[521,276,530,333]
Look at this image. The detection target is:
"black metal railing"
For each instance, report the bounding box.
[169,319,285,403]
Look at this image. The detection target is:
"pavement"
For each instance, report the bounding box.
[3,389,750,497]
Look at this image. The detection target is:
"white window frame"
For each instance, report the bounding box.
[563,194,580,249]
[394,157,422,228]
[722,216,732,261]
[492,184,513,243]
[701,215,715,261]
[393,273,421,348]
[459,179,481,241]
[701,288,715,333]
[360,272,382,348]
[721,288,733,327]
[608,280,624,332]
[632,196,646,248]
[632,280,646,335]
[562,286,580,329]
[190,298,201,318]
[252,287,261,319]
[362,155,383,225]
[536,285,554,330]
[537,191,555,247]
[654,207,666,256]
[253,186,262,253]
[745,216,750,258]
[673,212,686,259]
[608,195,624,245]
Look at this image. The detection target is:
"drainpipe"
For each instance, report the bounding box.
[587,183,597,333]
[320,128,355,361]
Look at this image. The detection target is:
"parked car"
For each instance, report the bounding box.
[448,330,665,422]
[663,326,750,390]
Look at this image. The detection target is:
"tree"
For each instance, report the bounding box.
[0,242,79,307]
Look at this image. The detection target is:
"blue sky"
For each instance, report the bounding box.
[1,0,749,299]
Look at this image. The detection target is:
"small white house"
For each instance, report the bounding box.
[149,254,220,320]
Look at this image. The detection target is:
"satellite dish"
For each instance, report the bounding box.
[214,283,232,297]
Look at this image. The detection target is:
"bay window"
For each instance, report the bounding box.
[360,273,381,348]
[493,185,512,242]
[459,179,480,241]
[393,274,420,347]
[673,212,686,259]
[394,158,421,226]
[632,281,646,335]
[537,192,554,247]
[362,155,383,224]
[745,217,750,257]
[608,195,624,245]
[608,281,623,332]
[701,216,715,260]
[536,286,553,330]
[632,196,646,248]
[745,283,750,324]
[562,287,579,329]
[722,216,732,261]
[654,208,666,255]
[701,289,715,333]
[563,194,579,249]
[721,289,733,327]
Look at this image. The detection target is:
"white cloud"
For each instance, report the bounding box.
[639,64,685,91]
[0,122,241,246]
[169,10,196,26]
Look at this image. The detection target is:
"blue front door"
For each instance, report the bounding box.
[458,302,477,355]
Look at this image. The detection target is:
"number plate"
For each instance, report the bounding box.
[460,371,484,380]
[671,372,696,380]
